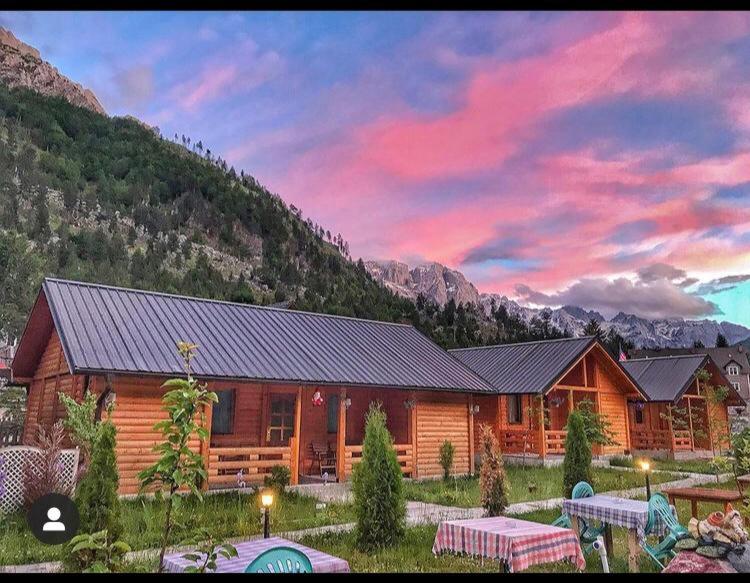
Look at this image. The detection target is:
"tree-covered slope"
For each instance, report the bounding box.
[0,84,416,342]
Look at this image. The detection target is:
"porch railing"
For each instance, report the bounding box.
[545,430,567,455]
[344,443,413,476]
[501,429,539,454]
[673,430,693,451]
[630,429,672,450]
[207,445,292,488]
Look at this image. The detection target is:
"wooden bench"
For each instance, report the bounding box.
[661,486,744,519]
[309,442,336,477]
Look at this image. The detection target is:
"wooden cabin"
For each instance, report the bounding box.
[11,278,494,494]
[451,337,647,460]
[621,355,744,458]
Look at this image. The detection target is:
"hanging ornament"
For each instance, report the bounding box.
[312,390,324,407]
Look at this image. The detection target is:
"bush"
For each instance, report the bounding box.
[563,411,592,498]
[609,455,634,469]
[264,465,291,492]
[22,421,74,508]
[733,428,750,475]
[74,420,123,541]
[351,402,406,551]
[478,424,508,516]
[439,440,455,480]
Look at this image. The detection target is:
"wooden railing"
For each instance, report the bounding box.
[501,429,538,454]
[630,429,672,450]
[207,445,292,488]
[0,423,23,446]
[344,443,413,476]
[545,430,567,455]
[673,430,693,451]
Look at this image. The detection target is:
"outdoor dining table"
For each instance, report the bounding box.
[432,516,586,573]
[660,486,745,518]
[162,536,351,573]
[562,494,673,573]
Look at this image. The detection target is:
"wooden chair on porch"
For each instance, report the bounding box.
[309,441,336,477]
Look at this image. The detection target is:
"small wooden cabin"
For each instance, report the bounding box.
[622,355,743,457]
[451,337,647,459]
[11,278,494,494]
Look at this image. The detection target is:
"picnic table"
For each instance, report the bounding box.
[162,536,350,573]
[432,516,586,573]
[660,486,744,518]
[562,494,673,573]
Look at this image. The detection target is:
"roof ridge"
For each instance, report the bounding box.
[449,335,594,352]
[43,277,414,328]
[624,354,708,362]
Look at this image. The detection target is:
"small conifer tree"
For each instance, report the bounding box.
[563,411,592,498]
[439,440,455,480]
[478,424,508,516]
[351,402,406,551]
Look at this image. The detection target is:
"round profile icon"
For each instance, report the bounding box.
[26,493,80,545]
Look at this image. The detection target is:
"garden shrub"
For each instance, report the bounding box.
[609,455,634,469]
[351,402,406,551]
[478,424,508,516]
[733,428,750,475]
[562,411,592,498]
[264,464,291,492]
[439,440,455,480]
[59,391,99,467]
[22,421,74,508]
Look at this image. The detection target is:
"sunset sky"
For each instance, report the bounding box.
[3,11,749,325]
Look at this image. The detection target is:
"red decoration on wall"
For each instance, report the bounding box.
[312,390,323,406]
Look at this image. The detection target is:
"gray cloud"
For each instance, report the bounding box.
[113,65,154,109]
[693,274,750,296]
[636,262,687,283]
[514,277,720,320]
[462,236,526,264]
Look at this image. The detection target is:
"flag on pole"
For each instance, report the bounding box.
[618,344,627,362]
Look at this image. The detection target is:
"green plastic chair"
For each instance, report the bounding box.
[244,547,313,573]
[641,493,689,569]
[552,481,606,554]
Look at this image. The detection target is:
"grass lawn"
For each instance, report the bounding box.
[300,479,744,574]
[0,490,354,567]
[402,465,684,508]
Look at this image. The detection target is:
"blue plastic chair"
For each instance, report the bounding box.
[552,481,606,554]
[244,547,313,573]
[641,493,689,569]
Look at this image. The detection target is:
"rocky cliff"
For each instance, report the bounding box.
[0,27,106,115]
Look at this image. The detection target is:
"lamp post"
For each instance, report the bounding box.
[639,460,651,499]
[261,490,274,539]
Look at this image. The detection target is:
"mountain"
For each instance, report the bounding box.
[0,30,418,347]
[0,28,105,115]
[366,260,750,349]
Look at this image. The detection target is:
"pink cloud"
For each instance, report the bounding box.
[176,65,238,111]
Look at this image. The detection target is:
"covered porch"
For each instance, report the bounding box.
[203,382,417,490]
[627,397,713,457]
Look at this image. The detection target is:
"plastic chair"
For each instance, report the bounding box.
[552,481,606,554]
[244,547,313,573]
[641,493,689,569]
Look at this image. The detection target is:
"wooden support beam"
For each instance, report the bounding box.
[291,386,302,485]
[686,396,695,452]
[623,399,632,451]
[468,395,475,475]
[260,385,269,445]
[336,388,347,481]
[583,356,588,388]
[666,404,676,454]
[200,400,213,492]
[410,392,418,479]
[538,396,547,459]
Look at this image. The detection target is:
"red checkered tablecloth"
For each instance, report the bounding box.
[432,516,586,573]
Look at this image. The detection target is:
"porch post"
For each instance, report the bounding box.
[291,386,302,485]
[666,404,676,455]
[538,395,547,459]
[623,398,632,452]
[686,397,695,451]
[200,399,213,492]
[593,389,604,456]
[409,392,418,479]
[468,395,475,475]
[336,388,347,481]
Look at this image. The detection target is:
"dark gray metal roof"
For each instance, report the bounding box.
[450,336,596,394]
[40,278,493,393]
[630,347,750,374]
[622,355,710,402]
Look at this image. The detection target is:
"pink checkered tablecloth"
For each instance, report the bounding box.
[163,536,350,573]
[432,516,586,573]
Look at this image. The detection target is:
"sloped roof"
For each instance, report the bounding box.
[13,278,493,393]
[450,336,598,394]
[622,354,744,404]
[630,347,750,374]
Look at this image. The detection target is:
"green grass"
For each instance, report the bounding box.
[402,465,684,508]
[609,455,717,475]
[0,490,354,567]
[301,479,744,574]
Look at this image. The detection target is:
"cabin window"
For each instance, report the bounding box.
[727,365,740,376]
[733,381,741,391]
[268,396,295,444]
[507,395,523,425]
[327,394,339,433]
[634,405,644,425]
[213,389,235,434]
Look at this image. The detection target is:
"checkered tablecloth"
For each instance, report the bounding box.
[432,516,586,573]
[562,495,673,541]
[163,536,350,573]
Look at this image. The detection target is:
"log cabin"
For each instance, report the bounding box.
[451,337,647,460]
[621,355,744,458]
[11,278,495,494]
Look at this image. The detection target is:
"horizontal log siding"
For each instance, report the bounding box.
[415,393,470,477]
[594,357,630,455]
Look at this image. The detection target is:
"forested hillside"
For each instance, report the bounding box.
[0,84,591,352]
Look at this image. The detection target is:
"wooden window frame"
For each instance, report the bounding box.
[212,389,235,435]
[507,394,523,425]
[268,395,296,445]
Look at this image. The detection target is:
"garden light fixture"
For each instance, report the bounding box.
[261,490,274,538]
[639,460,652,499]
